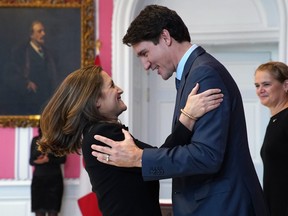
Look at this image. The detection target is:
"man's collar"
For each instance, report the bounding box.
[176,44,198,80]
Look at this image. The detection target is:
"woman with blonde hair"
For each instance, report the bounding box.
[255,61,288,216]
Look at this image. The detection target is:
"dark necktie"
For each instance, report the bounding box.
[175,78,180,90]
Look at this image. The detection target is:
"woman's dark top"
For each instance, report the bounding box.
[82,121,192,216]
[29,135,66,176]
[260,107,288,216]
[29,135,66,212]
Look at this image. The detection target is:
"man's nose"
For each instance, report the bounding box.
[143,60,151,70]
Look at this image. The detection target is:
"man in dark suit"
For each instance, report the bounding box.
[91,5,269,216]
[2,20,57,115]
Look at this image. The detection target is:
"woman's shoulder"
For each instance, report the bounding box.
[83,122,125,141]
[276,107,288,119]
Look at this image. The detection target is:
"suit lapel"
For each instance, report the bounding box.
[180,46,206,89]
[172,46,206,129]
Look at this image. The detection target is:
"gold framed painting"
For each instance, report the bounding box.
[0,0,95,127]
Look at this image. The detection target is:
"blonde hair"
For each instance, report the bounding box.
[255,61,288,83]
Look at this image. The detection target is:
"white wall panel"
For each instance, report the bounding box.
[15,128,33,180]
[0,201,30,216]
[0,180,81,216]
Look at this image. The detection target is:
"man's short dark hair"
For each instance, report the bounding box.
[122,5,191,46]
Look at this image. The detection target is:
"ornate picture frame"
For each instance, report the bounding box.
[0,0,95,127]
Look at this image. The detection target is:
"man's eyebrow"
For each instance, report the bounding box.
[137,49,147,57]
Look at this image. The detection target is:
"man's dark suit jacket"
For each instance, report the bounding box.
[142,46,269,216]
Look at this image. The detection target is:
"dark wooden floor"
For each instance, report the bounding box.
[160,204,173,216]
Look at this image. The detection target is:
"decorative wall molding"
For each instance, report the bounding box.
[277,0,288,62]
[112,0,137,128]
[190,28,279,45]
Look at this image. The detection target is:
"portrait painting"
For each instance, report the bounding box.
[0,0,95,127]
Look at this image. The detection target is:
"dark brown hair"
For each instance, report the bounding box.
[38,65,110,156]
[123,5,191,46]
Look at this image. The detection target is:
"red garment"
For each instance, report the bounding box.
[78,192,102,216]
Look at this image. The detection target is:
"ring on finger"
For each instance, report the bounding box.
[105,154,110,162]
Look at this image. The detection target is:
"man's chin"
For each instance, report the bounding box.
[160,72,173,80]
[118,107,127,115]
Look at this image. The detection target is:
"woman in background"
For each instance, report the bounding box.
[254,61,288,216]
[29,127,66,216]
[37,65,223,216]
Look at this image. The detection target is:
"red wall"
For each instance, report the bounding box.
[0,129,15,178]
[98,0,113,76]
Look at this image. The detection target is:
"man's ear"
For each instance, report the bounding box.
[161,29,172,45]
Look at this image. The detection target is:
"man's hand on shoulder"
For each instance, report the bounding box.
[91,129,143,167]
